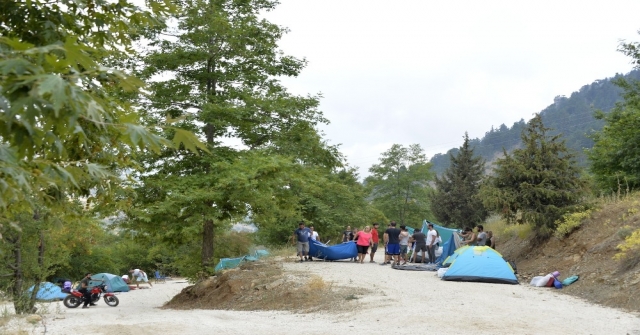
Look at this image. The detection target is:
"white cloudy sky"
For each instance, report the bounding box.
[262,0,640,178]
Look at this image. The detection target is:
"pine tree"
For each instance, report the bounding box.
[481,114,586,237]
[431,133,487,228]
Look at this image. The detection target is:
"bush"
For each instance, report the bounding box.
[615,227,640,271]
[554,209,592,239]
[617,225,635,240]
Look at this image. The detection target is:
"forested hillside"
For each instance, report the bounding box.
[430,70,640,175]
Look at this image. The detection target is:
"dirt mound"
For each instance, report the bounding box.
[164,260,369,312]
[499,197,640,312]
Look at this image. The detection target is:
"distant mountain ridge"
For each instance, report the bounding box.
[429,70,640,175]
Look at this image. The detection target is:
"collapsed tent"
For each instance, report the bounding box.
[442,246,518,284]
[309,239,357,261]
[26,282,68,301]
[214,249,270,272]
[89,273,130,292]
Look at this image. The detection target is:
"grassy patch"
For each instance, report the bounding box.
[554,209,592,239]
[485,216,533,240]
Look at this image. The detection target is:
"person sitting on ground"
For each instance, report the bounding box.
[355,226,373,263]
[398,225,410,265]
[129,268,153,288]
[486,231,496,249]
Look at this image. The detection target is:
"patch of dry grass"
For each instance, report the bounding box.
[164,260,369,313]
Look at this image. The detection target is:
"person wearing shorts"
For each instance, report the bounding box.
[369,223,379,263]
[355,226,373,263]
[399,225,410,265]
[293,221,311,262]
[129,268,153,288]
[382,221,401,265]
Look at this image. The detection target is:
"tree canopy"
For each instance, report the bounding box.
[480,115,586,236]
[431,133,487,228]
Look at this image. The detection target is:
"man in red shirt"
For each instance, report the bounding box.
[369,223,380,263]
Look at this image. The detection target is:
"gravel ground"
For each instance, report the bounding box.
[3,253,640,335]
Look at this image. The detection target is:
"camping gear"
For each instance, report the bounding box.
[214,249,270,272]
[26,282,68,301]
[64,283,119,308]
[437,268,448,278]
[442,245,471,267]
[442,246,518,284]
[89,273,130,292]
[552,271,560,278]
[391,263,438,271]
[553,278,563,289]
[530,274,554,287]
[308,239,357,261]
[562,275,579,286]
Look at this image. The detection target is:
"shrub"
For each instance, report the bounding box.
[554,209,592,239]
[617,225,635,240]
[615,228,640,261]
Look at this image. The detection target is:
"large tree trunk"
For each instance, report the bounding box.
[201,218,215,270]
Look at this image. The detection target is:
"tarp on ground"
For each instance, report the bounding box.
[26,282,68,301]
[442,246,518,284]
[309,239,357,261]
[89,273,130,292]
[214,249,270,271]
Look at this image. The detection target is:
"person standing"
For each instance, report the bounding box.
[399,225,410,265]
[369,223,380,263]
[476,225,487,246]
[426,224,438,264]
[382,221,401,265]
[79,272,95,308]
[293,221,312,262]
[355,226,373,263]
[486,231,496,249]
[342,225,353,243]
[410,229,427,263]
[351,227,359,261]
[308,225,319,261]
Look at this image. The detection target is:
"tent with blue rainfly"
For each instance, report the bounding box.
[89,273,130,292]
[442,246,518,284]
[27,282,68,301]
[309,239,357,261]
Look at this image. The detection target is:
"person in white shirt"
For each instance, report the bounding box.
[426,224,438,264]
[308,225,319,261]
[129,268,153,288]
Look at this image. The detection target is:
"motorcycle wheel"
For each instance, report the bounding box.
[63,295,82,308]
[104,295,119,307]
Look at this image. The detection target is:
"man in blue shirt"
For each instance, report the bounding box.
[293,221,311,262]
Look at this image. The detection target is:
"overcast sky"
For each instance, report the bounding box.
[262,1,640,178]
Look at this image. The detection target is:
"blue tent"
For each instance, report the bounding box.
[27,282,68,301]
[442,246,518,284]
[89,273,130,292]
[309,239,357,261]
[214,249,270,271]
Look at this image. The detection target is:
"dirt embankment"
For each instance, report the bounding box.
[164,260,369,312]
[499,197,640,312]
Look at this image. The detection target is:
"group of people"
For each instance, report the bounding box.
[457,224,496,248]
[375,222,441,266]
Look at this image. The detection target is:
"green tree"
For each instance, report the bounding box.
[366,144,434,226]
[480,114,586,237]
[588,37,640,192]
[431,132,487,228]
[127,0,345,275]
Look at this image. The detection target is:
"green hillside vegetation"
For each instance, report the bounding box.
[430,70,640,176]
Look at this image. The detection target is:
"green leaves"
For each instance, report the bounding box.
[481,115,586,237]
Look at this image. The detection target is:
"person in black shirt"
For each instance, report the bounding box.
[382,221,402,265]
[79,272,95,308]
[342,226,354,243]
